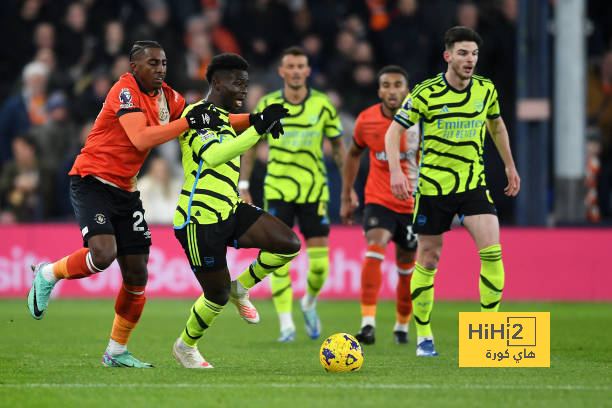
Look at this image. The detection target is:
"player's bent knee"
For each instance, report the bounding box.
[283,231,301,255]
[418,252,440,270]
[89,248,117,270]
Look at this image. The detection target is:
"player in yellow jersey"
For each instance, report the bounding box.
[385,26,520,357]
[171,53,301,368]
[239,46,355,342]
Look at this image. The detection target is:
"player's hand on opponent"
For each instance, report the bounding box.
[340,189,359,225]
[390,170,411,201]
[504,166,521,196]
[186,102,223,131]
[251,103,289,137]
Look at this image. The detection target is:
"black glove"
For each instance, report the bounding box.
[269,120,285,139]
[251,103,289,136]
[185,102,222,130]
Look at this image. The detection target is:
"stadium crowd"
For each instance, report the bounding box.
[0,0,611,224]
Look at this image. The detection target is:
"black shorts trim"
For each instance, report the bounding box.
[70,175,151,255]
[413,187,497,235]
[174,201,263,272]
[363,203,417,251]
[264,200,329,239]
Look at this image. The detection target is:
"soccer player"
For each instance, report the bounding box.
[171,53,301,368]
[239,46,349,342]
[385,26,521,357]
[341,65,419,345]
[27,41,222,367]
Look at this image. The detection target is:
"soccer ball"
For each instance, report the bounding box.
[319,333,364,372]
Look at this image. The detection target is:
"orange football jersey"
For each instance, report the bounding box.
[69,73,185,191]
[353,103,419,213]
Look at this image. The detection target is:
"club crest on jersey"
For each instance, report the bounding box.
[94,213,107,224]
[119,88,134,108]
[159,106,169,122]
[474,99,484,111]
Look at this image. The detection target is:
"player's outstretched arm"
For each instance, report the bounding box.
[385,120,411,201]
[340,141,363,225]
[200,104,289,168]
[228,113,251,131]
[486,116,520,196]
[119,112,189,151]
[119,104,222,151]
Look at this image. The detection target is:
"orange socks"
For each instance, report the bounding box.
[360,244,386,318]
[396,262,415,323]
[110,283,146,346]
[52,248,103,280]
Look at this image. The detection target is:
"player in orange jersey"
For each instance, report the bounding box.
[341,65,420,345]
[26,41,224,367]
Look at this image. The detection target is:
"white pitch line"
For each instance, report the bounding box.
[0,383,609,391]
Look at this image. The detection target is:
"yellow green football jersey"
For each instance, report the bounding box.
[255,88,342,203]
[394,73,501,196]
[173,104,240,227]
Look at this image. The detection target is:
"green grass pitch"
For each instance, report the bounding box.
[1,299,610,407]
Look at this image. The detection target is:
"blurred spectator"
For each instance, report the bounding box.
[292,6,313,38]
[231,0,293,71]
[33,22,56,53]
[366,0,390,32]
[110,55,131,81]
[302,33,326,88]
[55,120,93,219]
[2,0,48,94]
[456,0,479,29]
[91,20,129,72]
[344,13,369,40]
[0,61,49,165]
[72,71,112,123]
[30,91,78,174]
[33,47,68,92]
[379,0,433,84]
[170,31,216,93]
[131,0,180,61]
[343,63,378,116]
[0,134,55,222]
[204,6,241,54]
[138,156,183,225]
[588,50,612,221]
[326,29,357,90]
[57,2,94,77]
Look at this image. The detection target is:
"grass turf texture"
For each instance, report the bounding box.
[1,299,610,407]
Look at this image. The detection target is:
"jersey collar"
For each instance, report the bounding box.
[440,72,472,94]
[131,73,160,96]
[281,87,311,106]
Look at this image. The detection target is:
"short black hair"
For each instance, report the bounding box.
[377,65,409,84]
[129,40,163,62]
[281,45,308,59]
[444,26,483,50]
[205,53,249,83]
